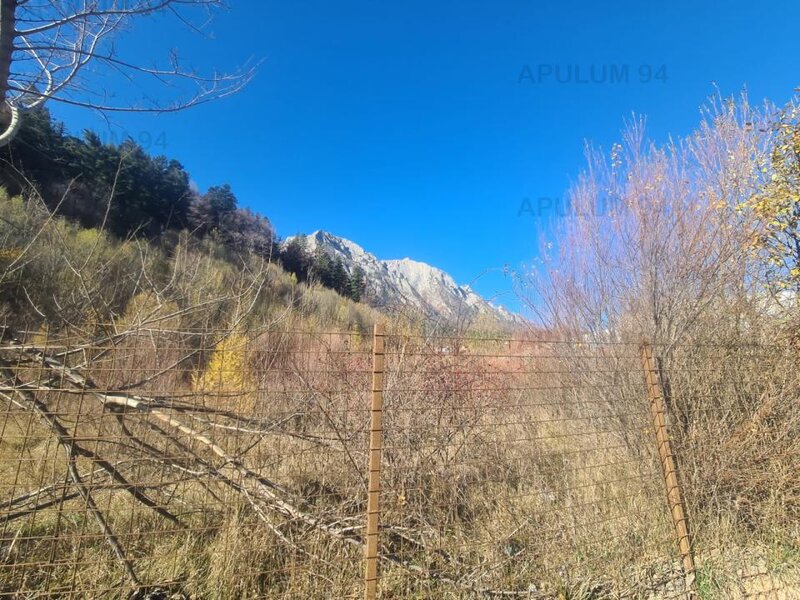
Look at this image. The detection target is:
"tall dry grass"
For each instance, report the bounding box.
[0,323,798,599]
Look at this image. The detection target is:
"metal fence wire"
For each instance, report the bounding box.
[0,323,797,599]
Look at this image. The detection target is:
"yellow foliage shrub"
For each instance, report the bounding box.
[193,332,250,395]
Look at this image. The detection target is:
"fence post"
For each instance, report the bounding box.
[364,323,385,600]
[641,343,698,599]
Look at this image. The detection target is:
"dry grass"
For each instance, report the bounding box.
[0,327,797,599]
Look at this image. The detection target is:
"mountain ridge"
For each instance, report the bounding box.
[287,230,522,327]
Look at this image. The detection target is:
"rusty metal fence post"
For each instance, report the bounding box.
[364,323,385,600]
[641,343,698,598]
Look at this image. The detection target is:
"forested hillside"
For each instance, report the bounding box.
[0,109,378,326]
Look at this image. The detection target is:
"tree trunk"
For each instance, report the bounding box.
[0,0,16,101]
[0,0,16,138]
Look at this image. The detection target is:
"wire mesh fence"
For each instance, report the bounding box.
[0,323,796,599]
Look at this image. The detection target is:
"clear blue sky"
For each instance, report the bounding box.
[51,0,800,314]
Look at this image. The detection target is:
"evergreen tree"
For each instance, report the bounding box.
[0,108,192,238]
[309,247,333,286]
[348,266,366,302]
[281,236,311,281]
[190,184,237,236]
[331,258,348,295]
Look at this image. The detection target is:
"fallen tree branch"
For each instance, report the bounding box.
[0,372,141,589]
[0,329,546,598]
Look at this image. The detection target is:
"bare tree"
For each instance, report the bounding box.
[520,93,773,347]
[0,0,256,145]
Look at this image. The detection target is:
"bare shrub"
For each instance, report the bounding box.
[518,91,800,597]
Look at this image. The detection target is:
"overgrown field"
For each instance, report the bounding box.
[0,324,797,599]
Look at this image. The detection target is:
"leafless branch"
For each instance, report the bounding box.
[0,0,255,143]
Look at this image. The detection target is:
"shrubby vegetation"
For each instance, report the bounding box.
[0,189,379,334]
[742,101,800,295]
[525,93,800,343]
[520,92,800,596]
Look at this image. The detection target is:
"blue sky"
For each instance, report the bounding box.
[51,0,800,314]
